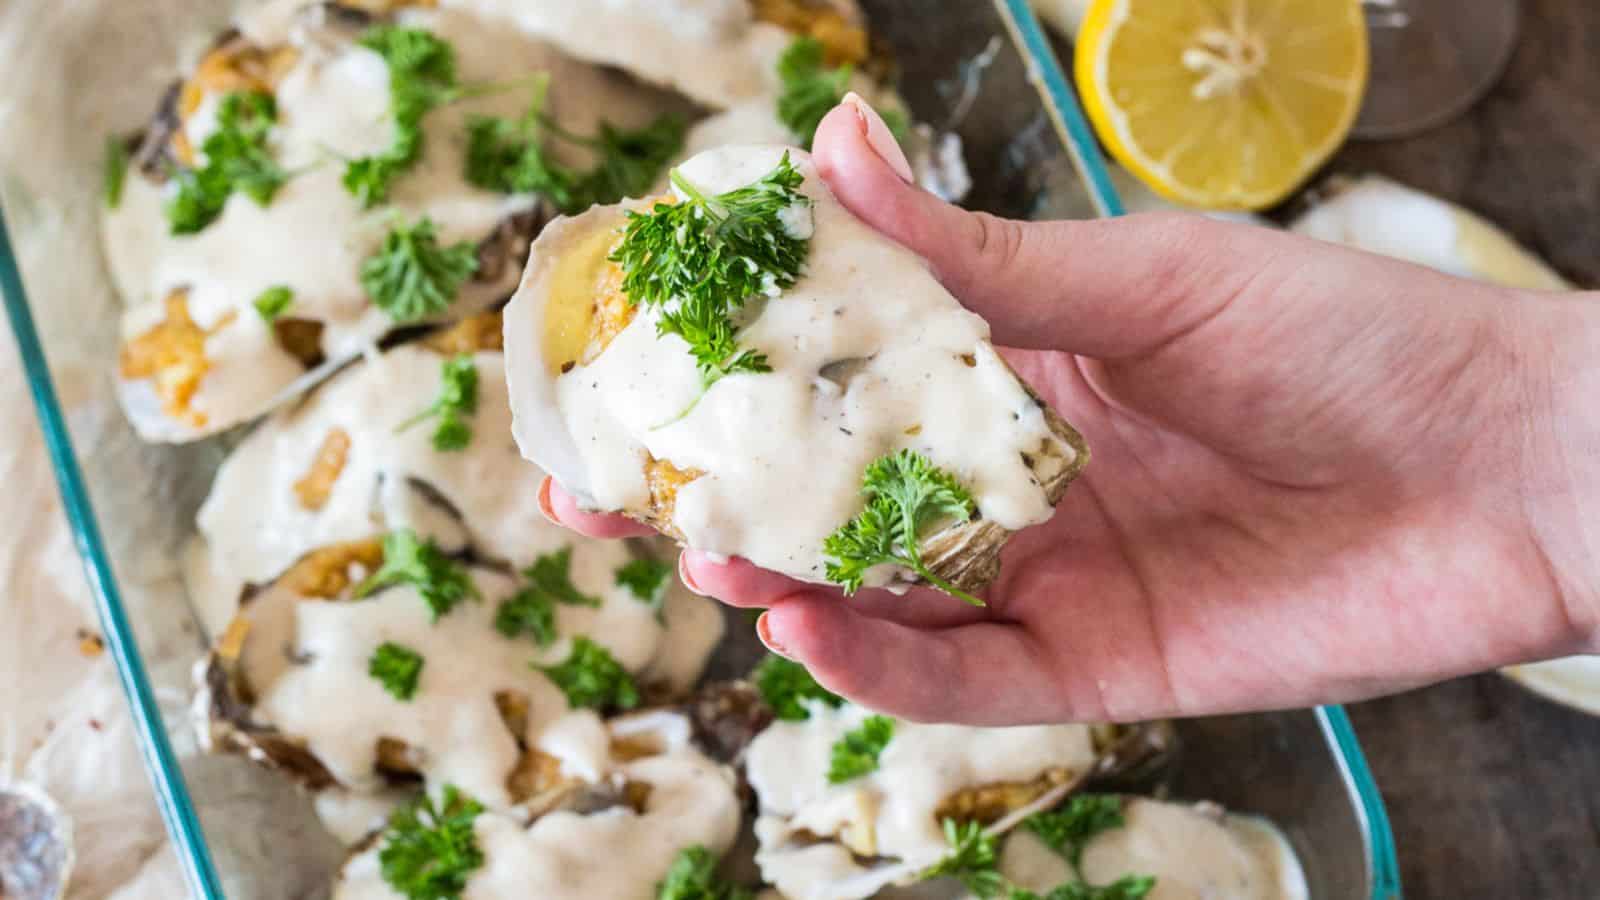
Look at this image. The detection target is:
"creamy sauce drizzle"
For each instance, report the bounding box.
[745,702,1096,900]
[246,559,664,808]
[446,0,792,109]
[334,713,741,900]
[997,799,1309,900]
[103,6,674,438]
[520,147,1065,585]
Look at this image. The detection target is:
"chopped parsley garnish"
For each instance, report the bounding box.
[165,90,287,234]
[379,785,485,900]
[776,37,909,149]
[252,285,293,321]
[823,449,982,605]
[368,641,424,700]
[538,635,639,711]
[354,529,480,620]
[344,26,459,207]
[922,819,1006,898]
[826,714,894,783]
[1013,877,1157,900]
[655,845,752,900]
[615,556,673,611]
[104,136,130,208]
[610,154,811,405]
[494,547,601,646]
[398,354,479,451]
[1025,794,1127,871]
[360,216,480,323]
[465,76,685,214]
[753,655,842,721]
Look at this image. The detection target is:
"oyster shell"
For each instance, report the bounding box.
[504,146,1087,597]
[195,535,719,811]
[103,3,684,442]
[330,709,744,899]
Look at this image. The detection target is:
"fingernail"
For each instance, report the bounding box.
[678,553,709,597]
[756,612,793,659]
[537,477,559,526]
[844,91,914,184]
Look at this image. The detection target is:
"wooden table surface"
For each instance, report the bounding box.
[1331,1,1600,897]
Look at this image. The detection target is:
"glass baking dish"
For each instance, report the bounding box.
[0,1,1401,897]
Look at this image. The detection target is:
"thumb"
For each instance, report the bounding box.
[811,97,1271,359]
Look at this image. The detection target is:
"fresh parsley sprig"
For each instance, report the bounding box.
[465,77,685,215]
[355,529,480,620]
[823,449,982,605]
[369,641,425,700]
[166,90,288,234]
[826,714,894,783]
[495,547,601,646]
[654,845,752,900]
[615,556,674,617]
[360,216,480,323]
[776,37,909,149]
[104,136,131,209]
[398,354,479,451]
[922,819,1007,899]
[538,635,639,711]
[610,154,811,404]
[344,26,459,207]
[754,655,842,722]
[1025,794,1127,872]
[918,796,1156,900]
[379,785,485,900]
[253,285,293,322]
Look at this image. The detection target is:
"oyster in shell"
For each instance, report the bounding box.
[102,3,685,442]
[503,145,1086,597]
[195,533,718,813]
[330,709,743,900]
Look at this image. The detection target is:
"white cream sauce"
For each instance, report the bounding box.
[524,146,1067,586]
[745,701,1096,900]
[447,0,793,110]
[242,555,683,809]
[996,799,1308,900]
[334,713,742,900]
[103,5,675,439]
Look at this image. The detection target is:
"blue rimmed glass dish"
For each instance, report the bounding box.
[0,1,1399,897]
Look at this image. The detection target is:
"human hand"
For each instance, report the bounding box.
[541,98,1600,725]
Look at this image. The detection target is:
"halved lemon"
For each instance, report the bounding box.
[1076,0,1369,211]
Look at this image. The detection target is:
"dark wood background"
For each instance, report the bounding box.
[1333,1,1600,897]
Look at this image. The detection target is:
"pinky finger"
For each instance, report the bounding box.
[539,477,655,539]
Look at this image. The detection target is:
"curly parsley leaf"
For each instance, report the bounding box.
[823,449,981,605]
[252,285,293,321]
[397,354,479,451]
[495,547,601,645]
[344,26,458,207]
[615,556,673,613]
[776,37,908,149]
[754,654,842,721]
[165,90,287,234]
[379,785,485,900]
[355,529,480,620]
[368,641,425,700]
[1025,794,1127,871]
[826,714,894,784]
[1016,877,1157,900]
[922,818,1007,898]
[360,216,480,323]
[654,845,752,900]
[538,635,639,711]
[610,154,809,402]
[104,136,131,208]
[465,77,685,215]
